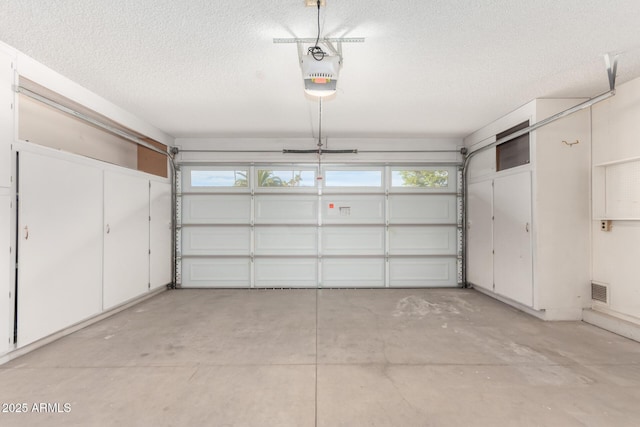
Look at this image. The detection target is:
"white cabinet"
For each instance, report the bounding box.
[466,180,493,291]
[0,48,14,188]
[465,99,591,320]
[13,146,172,348]
[0,190,11,355]
[17,151,103,347]
[150,181,172,289]
[493,172,532,306]
[103,171,151,309]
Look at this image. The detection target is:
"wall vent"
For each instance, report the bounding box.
[591,282,609,304]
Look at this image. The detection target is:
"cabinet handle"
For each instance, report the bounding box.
[24,226,29,240]
[106,224,110,234]
[525,222,530,232]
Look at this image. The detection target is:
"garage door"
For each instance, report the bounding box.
[177,165,461,288]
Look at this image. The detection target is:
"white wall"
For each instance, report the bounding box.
[591,76,640,324]
[175,137,463,164]
[18,95,138,169]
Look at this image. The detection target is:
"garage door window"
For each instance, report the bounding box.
[391,169,449,188]
[324,170,382,187]
[256,169,315,187]
[190,170,248,187]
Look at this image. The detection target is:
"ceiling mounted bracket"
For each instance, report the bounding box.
[274,37,364,64]
[604,53,619,91]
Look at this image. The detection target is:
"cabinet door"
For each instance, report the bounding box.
[0,191,10,355]
[493,172,533,307]
[17,151,103,347]
[149,181,172,289]
[0,49,14,188]
[103,171,149,309]
[467,180,493,290]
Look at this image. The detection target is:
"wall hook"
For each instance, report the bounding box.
[563,140,580,148]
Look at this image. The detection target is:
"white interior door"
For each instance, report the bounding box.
[493,172,533,306]
[467,180,493,290]
[150,181,172,289]
[17,151,103,347]
[103,171,149,309]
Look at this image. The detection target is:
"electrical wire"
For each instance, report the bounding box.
[308,0,326,61]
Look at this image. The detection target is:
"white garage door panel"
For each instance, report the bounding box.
[182,227,250,255]
[322,195,385,224]
[389,226,457,255]
[389,195,457,224]
[18,151,103,347]
[255,195,317,224]
[182,258,250,288]
[255,259,317,288]
[389,258,457,287]
[103,171,150,310]
[255,226,317,255]
[322,259,385,287]
[150,181,172,289]
[183,196,251,224]
[322,227,385,255]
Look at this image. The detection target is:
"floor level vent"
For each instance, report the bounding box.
[591,282,609,304]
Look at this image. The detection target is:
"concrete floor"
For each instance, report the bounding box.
[1,289,640,426]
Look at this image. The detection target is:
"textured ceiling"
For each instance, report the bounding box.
[1,0,640,140]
